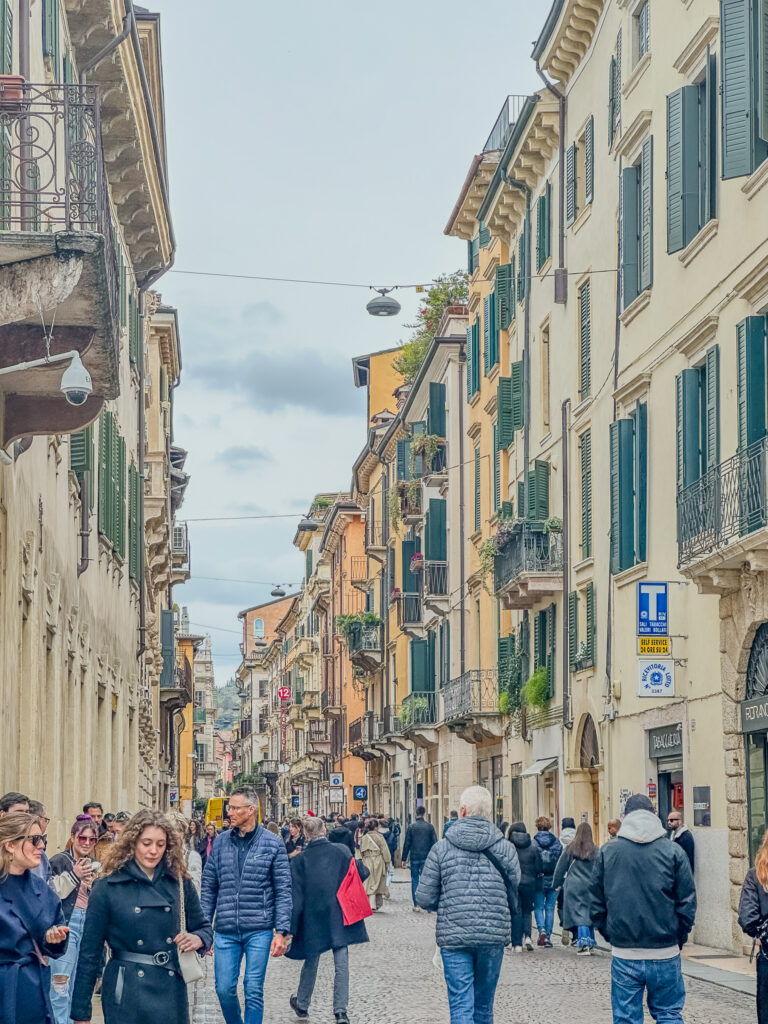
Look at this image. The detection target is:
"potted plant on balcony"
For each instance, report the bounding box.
[389,485,403,534]
[410,552,424,573]
[0,75,25,105]
[478,536,500,594]
[521,666,550,714]
[389,586,401,601]
[574,641,591,673]
[544,516,563,534]
[410,433,442,478]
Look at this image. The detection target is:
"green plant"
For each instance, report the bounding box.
[335,612,383,641]
[400,695,429,727]
[406,477,421,506]
[409,433,442,478]
[312,495,334,510]
[478,537,499,592]
[521,666,551,712]
[544,516,563,533]
[389,485,402,534]
[498,691,510,715]
[393,271,468,383]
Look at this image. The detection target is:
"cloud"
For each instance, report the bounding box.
[190,349,363,416]
[220,446,272,469]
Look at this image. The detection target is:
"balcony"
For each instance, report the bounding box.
[400,489,422,524]
[420,443,447,484]
[308,719,332,759]
[196,761,217,777]
[348,712,384,760]
[321,685,342,716]
[677,439,768,591]
[400,690,439,747]
[443,669,506,743]
[483,94,528,153]
[259,758,278,777]
[171,522,191,584]
[494,523,563,609]
[160,656,192,712]
[383,705,403,737]
[348,623,383,672]
[193,707,207,725]
[423,561,448,612]
[350,556,368,588]
[366,518,386,560]
[397,593,423,636]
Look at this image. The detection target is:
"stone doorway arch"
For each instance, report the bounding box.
[579,713,600,769]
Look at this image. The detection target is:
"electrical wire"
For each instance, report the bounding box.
[193,576,300,587]
[168,269,432,291]
[185,513,302,523]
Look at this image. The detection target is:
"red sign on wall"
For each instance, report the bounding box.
[278,686,291,701]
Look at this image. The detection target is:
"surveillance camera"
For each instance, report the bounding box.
[61,353,92,407]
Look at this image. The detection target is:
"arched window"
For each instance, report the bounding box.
[253,618,265,640]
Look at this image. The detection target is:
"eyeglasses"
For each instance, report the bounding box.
[228,805,252,813]
[77,836,98,845]
[19,834,47,847]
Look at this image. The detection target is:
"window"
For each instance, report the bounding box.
[527,460,550,521]
[128,292,141,365]
[566,118,594,227]
[536,183,551,270]
[578,280,591,400]
[1,2,12,75]
[609,30,622,149]
[128,461,142,582]
[541,323,551,434]
[721,0,768,179]
[467,235,479,275]
[466,320,480,400]
[70,424,94,508]
[497,361,524,448]
[621,137,653,309]
[473,445,481,531]
[42,0,59,77]
[533,604,557,697]
[427,381,446,437]
[493,423,500,513]
[254,618,265,640]
[610,403,647,574]
[516,226,527,303]
[666,57,717,254]
[424,498,447,561]
[634,1,650,64]
[676,345,720,489]
[483,291,498,374]
[568,583,596,670]
[495,263,515,330]
[97,411,126,558]
[579,429,592,558]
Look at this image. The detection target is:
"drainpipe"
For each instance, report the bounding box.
[458,349,466,676]
[561,400,572,729]
[536,64,567,303]
[80,14,133,85]
[77,469,90,576]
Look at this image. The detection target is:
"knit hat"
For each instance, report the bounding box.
[561,817,576,829]
[623,794,654,815]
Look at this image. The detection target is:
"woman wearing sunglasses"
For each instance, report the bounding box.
[49,816,101,1023]
[0,812,69,1024]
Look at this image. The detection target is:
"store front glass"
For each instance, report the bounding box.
[742,623,768,862]
[648,724,684,824]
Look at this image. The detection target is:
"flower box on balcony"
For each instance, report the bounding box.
[0,75,24,105]
[410,555,424,572]
[390,587,401,598]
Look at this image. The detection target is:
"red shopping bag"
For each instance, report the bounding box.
[337,858,374,926]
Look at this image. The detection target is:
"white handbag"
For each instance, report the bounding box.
[177,877,204,985]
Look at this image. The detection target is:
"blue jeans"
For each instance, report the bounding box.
[410,860,425,905]
[533,887,557,937]
[611,955,685,1023]
[441,946,504,1024]
[50,907,85,1024]
[214,929,273,1024]
[577,926,596,948]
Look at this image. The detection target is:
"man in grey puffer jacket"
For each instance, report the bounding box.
[416,786,520,1023]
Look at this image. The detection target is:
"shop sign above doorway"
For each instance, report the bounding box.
[648,723,683,759]
[637,659,675,698]
[741,695,768,734]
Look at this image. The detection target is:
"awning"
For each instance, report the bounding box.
[520,757,559,777]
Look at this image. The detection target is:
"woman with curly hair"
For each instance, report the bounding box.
[70,810,212,1024]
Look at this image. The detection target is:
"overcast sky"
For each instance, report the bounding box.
[153,1,545,684]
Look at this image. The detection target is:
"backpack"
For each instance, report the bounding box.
[537,838,561,875]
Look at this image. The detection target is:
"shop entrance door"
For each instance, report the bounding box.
[657,756,684,826]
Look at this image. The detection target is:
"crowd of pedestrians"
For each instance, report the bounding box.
[3,783,768,1024]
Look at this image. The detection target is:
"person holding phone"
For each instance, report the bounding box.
[49,816,101,1023]
[0,811,69,1024]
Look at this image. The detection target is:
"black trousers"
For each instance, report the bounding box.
[758,953,768,1024]
[511,884,536,947]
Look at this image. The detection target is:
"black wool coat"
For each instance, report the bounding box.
[286,838,369,960]
[328,825,355,855]
[70,858,212,1024]
[552,848,598,928]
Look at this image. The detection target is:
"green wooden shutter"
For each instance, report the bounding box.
[634,402,648,564]
[568,591,578,669]
[467,240,474,275]
[546,603,556,697]
[43,0,59,73]
[402,539,420,593]
[498,634,515,693]
[759,0,768,142]
[585,117,594,205]
[71,425,94,508]
[98,412,110,537]
[306,547,313,580]
[426,629,437,692]
[667,86,699,254]
[528,460,549,521]
[639,136,653,292]
[63,50,73,84]
[478,221,491,248]
[533,613,541,670]
[608,55,617,148]
[518,480,525,516]
[483,294,491,375]
[410,638,429,691]
[396,439,411,481]
[0,1,12,74]
[495,263,513,329]
[493,424,500,512]
[511,360,524,433]
[610,419,635,573]
[536,191,544,270]
[704,344,720,469]
[160,609,175,688]
[474,446,481,531]
[737,317,767,448]
[585,582,596,665]
[580,429,592,558]
[721,0,754,178]
[703,51,718,224]
[425,498,447,561]
[566,143,577,225]
[615,29,622,126]
[517,227,527,303]
[427,381,446,438]
[579,280,591,399]
[498,378,514,449]
[501,500,514,521]
[115,433,126,558]
[129,292,139,365]
[471,322,480,396]
[412,420,426,478]
[621,166,640,309]
[128,462,139,581]
[676,369,701,488]
[489,285,498,368]
[466,326,473,401]
[509,254,516,321]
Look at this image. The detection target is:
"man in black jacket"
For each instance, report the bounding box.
[589,794,696,1024]
[402,806,437,911]
[667,811,695,874]
[328,817,355,855]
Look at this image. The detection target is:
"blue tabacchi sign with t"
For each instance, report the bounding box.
[638,582,668,636]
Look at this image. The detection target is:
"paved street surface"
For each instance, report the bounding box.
[188,874,757,1023]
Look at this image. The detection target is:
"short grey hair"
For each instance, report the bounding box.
[302,815,325,840]
[230,786,258,807]
[459,785,493,820]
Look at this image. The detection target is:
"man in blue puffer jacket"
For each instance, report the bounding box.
[416,785,520,1023]
[201,786,292,1024]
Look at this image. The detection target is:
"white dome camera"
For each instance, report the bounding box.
[60,352,92,407]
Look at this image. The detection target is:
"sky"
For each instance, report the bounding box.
[153,1,546,685]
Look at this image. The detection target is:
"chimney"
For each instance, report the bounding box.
[181,606,190,633]
[394,384,412,411]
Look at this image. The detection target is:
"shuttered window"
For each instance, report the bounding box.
[129,292,140,365]
[473,445,481,532]
[478,221,491,248]
[546,604,556,697]
[468,236,479,275]
[639,136,653,292]
[637,2,650,60]
[517,227,527,303]
[721,0,768,179]
[97,411,126,558]
[495,263,514,329]
[609,55,617,148]
[306,547,313,581]
[621,138,653,309]
[396,438,411,481]
[578,280,591,400]
[410,638,430,691]
[43,0,59,75]
[568,591,578,670]
[737,317,767,450]
[585,582,596,667]
[160,609,175,688]
[493,424,500,513]
[483,292,498,374]
[580,428,592,558]
[610,402,648,574]
[70,424,94,508]
[128,461,142,582]
[527,460,550,522]
[1,1,12,74]
[497,361,524,449]
[585,116,595,205]
[498,634,517,696]
[536,183,551,270]
[667,66,717,255]
[466,321,480,400]
[402,539,420,594]
[427,381,446,438]
[566,143,577,226]
[425,498,447,561]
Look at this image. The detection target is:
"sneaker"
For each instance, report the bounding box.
[335,1014,351,1024]
[544,937,553,948]
[537,932,547,947]
[561,930,572,946]
[412,906,422,913]
[514,945,523,953]
[290,995,308,1019]
[576,946,592,956]
[523,937,534,952]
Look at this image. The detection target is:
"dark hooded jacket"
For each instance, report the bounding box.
[553,846,598,928]
[507,823,542,889]
[328,825,355,855]
[415,816,520,949]
[532,831,563,891]
[738,868,768,946]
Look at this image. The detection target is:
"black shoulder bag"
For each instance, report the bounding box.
[481,847,519,918]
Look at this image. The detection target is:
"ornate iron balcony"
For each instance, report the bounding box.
[397,593,422,628]
[348,716,363,747]
[443,670,501,721]
[401,690,438,729]
[349,623,382,656]
[424,561,448,597]
[494,523,563,603]
[383,705,403,736]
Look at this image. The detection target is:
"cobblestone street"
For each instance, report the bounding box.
[187,875,757,1024]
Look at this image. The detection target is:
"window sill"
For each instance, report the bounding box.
[620,287,651,326]
[573,556,594,576]
[487,364,500,386]
[678,218,718,267]
[537,256,552,279]
[614,561,648,588]
[470,530,482,546]
[539,432,552,448]
[742,158,768,202]
[623,51,652,100]
[469,391,481,409]
[570,203,592,236]
[572,395,593,420]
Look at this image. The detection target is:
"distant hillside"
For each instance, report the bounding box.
[215,679,239,730]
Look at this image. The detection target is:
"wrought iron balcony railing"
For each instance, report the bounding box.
[350,556,368,584]
[309,720,331,743]
[401,690,438,729]
[423,561,448,597]
[397,593,422,628]
[320,686,340,712]
[443,670,500,721]
[494,524,563,594]
[677,438,768,566]
[349,623,382,656]
[483,94,529,153]
[383,705,403,736]
[348,716,363,747]
[366,519,385,548]
[259,759,278,776]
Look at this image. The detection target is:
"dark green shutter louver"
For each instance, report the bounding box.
[615,29,622,127]
[721,0,754,178]
[129,462,140,581]
[128,293,139,364]
[621,165,640,309]
[585,582,596,666]
[0,1,12,74]
[70,425,94,509]
[518,480,525,516]
[497,375,516,449]
[634,403,648,563]
[533,613,541,670]
[737,317,767,449]
[402,538,420,594]
[568,591,578,670]
[427,381,446,438]
[306,547,313,581]
[566,143,577,225]
[478,221,491,248]
[704,345,720,469]
[639,136,653,292]
[610,419,635,574]
[759,0,768,142]
[546,604,556,697]
[578,280,591,399]
[675,369,700,488]
[118,244,127,328]
[580,429,592,558]
[425,498,447,561]
[495,263,514,329]
[585,117,594,205]
[160,609,175,688]
[498,634,515,694]
[510,360,524,433]
[609,55,617,148]
[98,412,111,537]
[115,432,126,559]
[501,500,514,520]
[703,52,718,224]
[483,295,491,375]
[527,460,550,522]
[466,326,473,401]
[493,424,500,512]
[63,50,73,84]
[474,446,481,531]
[43,0,59,73]
[517,227,527,303]
[666,86,699,254]
[410,638,429,691]
[536,185,551,270]
[396,439,411,481]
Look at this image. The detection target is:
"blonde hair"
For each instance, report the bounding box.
[757,830,768,890]
[0,812,42,878]
[101,810,188,879]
